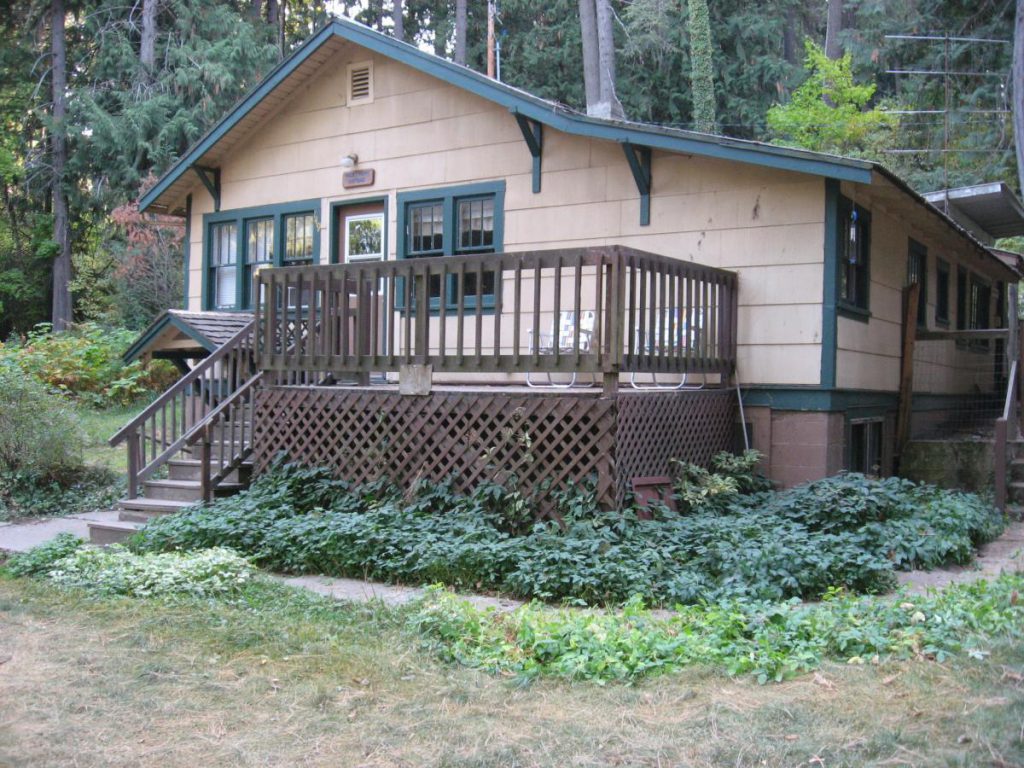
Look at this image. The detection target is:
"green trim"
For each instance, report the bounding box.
[329,196,389,264]
[622,143,652,226]
[513,113,543,194]
[741,386,897,413]
[139,18,873,214]
[837,304,871,323]
[122,312,216,364]
[396,181,505,311]
[182,194,192,310]
[193,166,220,211]
[821,178,839,388]
[202,199,320,311]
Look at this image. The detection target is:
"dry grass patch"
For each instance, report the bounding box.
[1,577,1023,767]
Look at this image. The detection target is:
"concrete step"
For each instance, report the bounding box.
[143,478,246,502]
[167,458,253,483]
[88,520,145,546]
[119,497,195,517]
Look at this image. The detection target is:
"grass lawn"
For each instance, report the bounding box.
[77,403,141,475]
[2,575,1023,768]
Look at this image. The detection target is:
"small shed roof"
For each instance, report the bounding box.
[923,183,1024,241]
[123,309,253,363]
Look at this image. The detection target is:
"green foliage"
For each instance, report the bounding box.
[686,0,716,133]
[5,533,84,577]
[0,323,174,405]
[412,574,1024,683]
[42,545,254,600]
[132,460,1005,608]
[767,40,899,157]
[0,368,85,484]
[0,466,122,523]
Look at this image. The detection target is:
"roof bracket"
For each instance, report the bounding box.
[194,166,221,212]
[622,142,651,226]
[513,112,543,194]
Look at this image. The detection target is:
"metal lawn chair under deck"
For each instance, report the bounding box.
[629,308,706,390]
[526,310,598,388]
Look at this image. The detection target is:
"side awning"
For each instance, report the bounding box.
[123,310,254,365]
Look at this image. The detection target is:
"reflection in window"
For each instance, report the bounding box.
[345,213,384,262]
[409,202,444,256]
[284,213,316,264]
[244,218,273,307]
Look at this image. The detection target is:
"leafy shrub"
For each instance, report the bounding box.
[0,368,85,484]
[45,546,253,599]
[0,466,123,522]
[413,575,1024,683]
[132,461,1006,607]
[0,322,175,406]
[5,533,85,577]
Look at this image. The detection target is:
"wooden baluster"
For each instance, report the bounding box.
[513,261,522,367]
[126,431,140,499]
[474,260,483,363]
[456,262,465,366]
[493,259,503,362]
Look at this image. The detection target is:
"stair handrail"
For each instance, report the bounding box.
[110,319,256,498]
[995,359,1018,514]
[183,370,263,502]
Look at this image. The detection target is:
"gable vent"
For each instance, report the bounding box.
[347,61,373,104]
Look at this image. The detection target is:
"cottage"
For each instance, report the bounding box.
[95,17,1022,541]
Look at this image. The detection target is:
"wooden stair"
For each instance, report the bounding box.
[90,320,260,546]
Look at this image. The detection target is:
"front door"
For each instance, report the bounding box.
[333,202,385,264]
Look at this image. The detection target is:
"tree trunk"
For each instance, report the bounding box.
[454,0,467,65]
[50,0,72,331]
[783,6,800,67]
[687,0,716,133]
[824,0,843,59]
[594,0,623,119]
[1014,0,1024,201]
[578,0,600,114]
[140,0,157,74]
[267,0,278,27]
[393,0,404,42]
[250,0,262,20]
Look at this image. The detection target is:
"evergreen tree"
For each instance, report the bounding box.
[687,0,716,133]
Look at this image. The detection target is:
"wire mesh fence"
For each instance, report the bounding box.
[910,328,1011,441]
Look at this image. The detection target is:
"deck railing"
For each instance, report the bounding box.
[254,246,737,381]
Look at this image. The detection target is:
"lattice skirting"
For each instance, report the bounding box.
[253,386,737,508]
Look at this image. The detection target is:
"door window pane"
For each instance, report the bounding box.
[345,213,384,262]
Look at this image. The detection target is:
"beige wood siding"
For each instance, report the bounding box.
[834,180,1009,393]
[184,44,827,385]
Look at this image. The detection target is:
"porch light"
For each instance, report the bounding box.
[340,153,359,168]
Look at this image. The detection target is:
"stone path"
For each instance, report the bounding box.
[3,514,1023,606]
[896,520,1024,594]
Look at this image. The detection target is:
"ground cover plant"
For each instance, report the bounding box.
[131,457,1005,607]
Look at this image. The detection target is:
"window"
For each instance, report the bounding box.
[849,419,884,476]
[398,182,505,309]
[956,266,968,330]
[907,240,927,328]
[283,213,316,265]
[344,213,384,262]
[243,218,273,309]
[969,276,992,352]
[203,200,319,311]
[837,196,870,315]
[935,258,950,325]
[209,222,238,310]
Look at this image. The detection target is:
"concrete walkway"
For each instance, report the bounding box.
[0,511,121,553]
[896,520,1024,594]
[3,514,1023,605]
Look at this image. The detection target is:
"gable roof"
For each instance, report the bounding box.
[123,309,254,363]
[139,16,874,215]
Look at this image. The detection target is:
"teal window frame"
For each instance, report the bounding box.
[836,195,871,321]
[202,199,320,311]
[935,257,950,326]
[396,181,505,312]
[907,239,927,329]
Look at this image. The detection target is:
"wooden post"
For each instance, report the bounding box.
[414,272,429,365]
[200,428,213,504]
[126,431,139,499]
[894,282,920,468]
[996,417,1008,513]
[356,276,372,386]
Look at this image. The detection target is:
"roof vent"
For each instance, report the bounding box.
[347,61,373,104]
